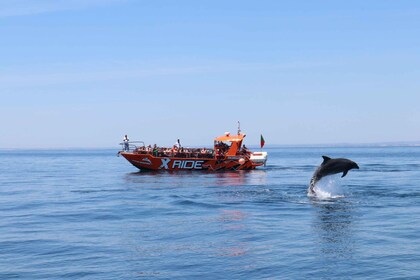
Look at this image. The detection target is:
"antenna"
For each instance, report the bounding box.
[237,121,241,135]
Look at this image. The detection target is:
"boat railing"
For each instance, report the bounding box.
[119,141,145,152]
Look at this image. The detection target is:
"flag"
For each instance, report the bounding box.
[260,134,265,148]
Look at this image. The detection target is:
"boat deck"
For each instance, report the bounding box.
[132,147,215,159]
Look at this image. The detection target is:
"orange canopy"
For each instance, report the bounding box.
[214,134,246,142]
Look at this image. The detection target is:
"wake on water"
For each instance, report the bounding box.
[308,174,346,199]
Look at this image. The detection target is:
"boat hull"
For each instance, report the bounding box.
[120,152,262,171]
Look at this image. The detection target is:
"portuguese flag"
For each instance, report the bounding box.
[260,134,265,148]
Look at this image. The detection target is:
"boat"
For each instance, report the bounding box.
[118,128,268,171]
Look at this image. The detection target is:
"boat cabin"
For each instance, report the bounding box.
[214,132,250,159]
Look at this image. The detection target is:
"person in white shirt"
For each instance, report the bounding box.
[174,139,181,149]
[123,135,129,151]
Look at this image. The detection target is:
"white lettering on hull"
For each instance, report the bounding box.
[159,159,205,170]
[172,160,204,169]
[159,158,171,169]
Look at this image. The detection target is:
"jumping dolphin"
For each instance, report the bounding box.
[308,156,359,195]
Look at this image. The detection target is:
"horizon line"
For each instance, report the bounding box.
[1,141,420,151]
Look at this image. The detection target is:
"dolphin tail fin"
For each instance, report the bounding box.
[342,170,348,177]
[322,156,331,165]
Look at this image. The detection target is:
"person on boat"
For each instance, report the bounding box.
[241,145,251,156]
[170,145,176,157]
[123,135,129,151]
[153,144,158,157]
[216,148,223,160]
[174,139,181,149]
[158,147,164,157]
[198,148,205,158]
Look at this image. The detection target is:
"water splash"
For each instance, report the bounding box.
[310,175,345,199]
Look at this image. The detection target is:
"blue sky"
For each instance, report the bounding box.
[1,0,419,148]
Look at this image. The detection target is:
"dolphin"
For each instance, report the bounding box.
[308,156,359,195]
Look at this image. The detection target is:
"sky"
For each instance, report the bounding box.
[1,0,419,148]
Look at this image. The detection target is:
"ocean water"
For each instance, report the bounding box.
[0,147,419,279]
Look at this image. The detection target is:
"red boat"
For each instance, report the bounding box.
[118,131,267,171]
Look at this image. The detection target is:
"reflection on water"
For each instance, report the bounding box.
[123,169,268,189]
[214,171,248,186]
[215,209,249,257]
[311,200,355,260]
[214,170,268,187]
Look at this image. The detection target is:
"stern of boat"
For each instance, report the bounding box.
[250,151,268,166]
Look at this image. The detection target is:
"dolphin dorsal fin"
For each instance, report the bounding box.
[321,156,331,165]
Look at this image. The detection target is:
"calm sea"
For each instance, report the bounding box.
[0,147,419,279]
